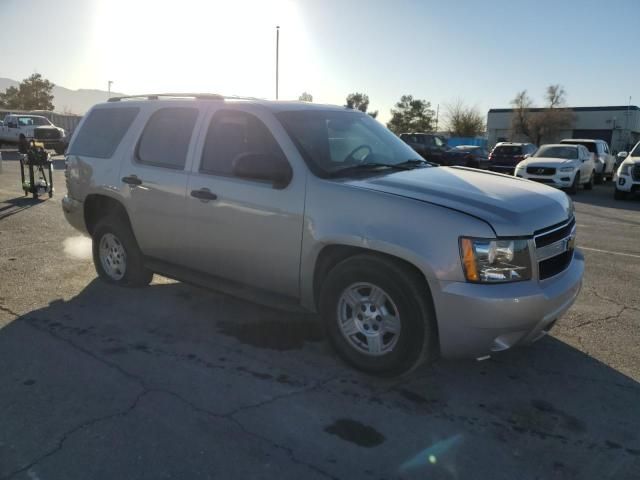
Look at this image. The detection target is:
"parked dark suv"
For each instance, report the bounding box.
[488,142,537,174]
[399,133,448,164]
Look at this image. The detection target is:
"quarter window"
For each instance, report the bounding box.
[137,107,198,169]
[200,110,285,176]
[69,107,139,159]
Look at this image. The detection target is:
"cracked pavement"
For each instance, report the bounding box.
[1,153,639,479]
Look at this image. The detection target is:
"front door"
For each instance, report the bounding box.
[183,107,305,298]
[120,106,201,263]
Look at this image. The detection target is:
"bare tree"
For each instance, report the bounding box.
[510,86,575,144]
[510,90,533,139]
[444,100,485,137]
[298,92,313,102]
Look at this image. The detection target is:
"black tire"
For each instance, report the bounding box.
[614,188,627,201]
[92,216,153,287]
[594,172,604,185]
[568,173,580,195]
[319,254,436,375]
[584,171,594,190]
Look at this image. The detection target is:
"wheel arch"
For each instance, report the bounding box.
[84,194,133,236]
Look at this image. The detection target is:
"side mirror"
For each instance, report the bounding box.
[232,152,292,189]
[617,151,628,159]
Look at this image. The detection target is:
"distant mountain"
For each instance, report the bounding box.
[0,78,126,115]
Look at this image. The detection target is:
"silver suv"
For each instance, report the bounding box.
[62,94,583,374]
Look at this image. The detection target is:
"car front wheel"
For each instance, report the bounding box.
[584,171,594,190]
[568,173,580,195]
[319,254,435,375]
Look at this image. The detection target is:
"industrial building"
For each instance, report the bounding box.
[487,105,640,152]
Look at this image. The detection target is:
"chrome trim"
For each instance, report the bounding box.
[534,216,574,239]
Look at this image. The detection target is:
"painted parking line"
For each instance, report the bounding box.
[580,246,640,259]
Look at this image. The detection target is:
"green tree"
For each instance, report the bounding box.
[444,100,485,137]
[0,73,55,110]
[386,95,434,134]
[345,92,378,118]
[298,91,313,102]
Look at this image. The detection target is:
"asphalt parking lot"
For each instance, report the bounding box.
[0,152,638,480]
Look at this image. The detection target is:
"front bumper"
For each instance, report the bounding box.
[434,249,584,359]
[515,170,576,189]
[62,195,87,233]
[614,174,640,193]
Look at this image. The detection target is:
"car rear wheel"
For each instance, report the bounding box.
[319,254,435,375]
[92,216,153,287]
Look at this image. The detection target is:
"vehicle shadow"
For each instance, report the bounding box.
[0,279,638,479]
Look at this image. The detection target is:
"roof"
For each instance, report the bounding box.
[560,138,604,143]
[489,105,639,114]
[104,93,349,113]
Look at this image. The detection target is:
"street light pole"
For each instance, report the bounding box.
[275,26,280,100]
[108,80,113,99]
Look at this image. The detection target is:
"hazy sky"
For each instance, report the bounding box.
[1,0,638,122]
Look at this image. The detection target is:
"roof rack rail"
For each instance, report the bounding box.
[107,93,225,102]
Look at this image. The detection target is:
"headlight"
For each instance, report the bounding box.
[619,164,631,175]
[559,166,575,172]
[460,237,532,283]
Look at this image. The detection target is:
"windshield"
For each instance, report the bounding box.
[17,116,51,126]
[630,142,640,157]
[276,109,426,176]
[534,145,578,159]
[562,140,596,153]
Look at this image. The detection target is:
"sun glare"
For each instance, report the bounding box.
[91,0,317,99]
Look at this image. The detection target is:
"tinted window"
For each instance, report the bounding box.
[69,107,139,158]
[200,110,285,176]
[493,145,523,155]
[137,107,198,169]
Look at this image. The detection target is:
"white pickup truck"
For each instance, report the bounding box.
[0,114,67,154]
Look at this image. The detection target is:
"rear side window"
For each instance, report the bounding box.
[200,110,285,176]
[494,145,523,155]
[69,107,139,158]
[137,107,198,169]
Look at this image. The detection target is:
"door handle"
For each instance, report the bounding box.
[122,175,142,186]
[190,188,218,201]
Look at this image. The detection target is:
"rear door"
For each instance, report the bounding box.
[182,105,305,298]
[119,105,202,263]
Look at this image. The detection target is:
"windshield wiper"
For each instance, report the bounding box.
[395,158,438,167]
[328,162,412,178]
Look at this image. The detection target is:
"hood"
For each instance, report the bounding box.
[519,157,579,169]
[345,166,572,236]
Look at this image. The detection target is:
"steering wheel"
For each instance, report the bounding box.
[344,144,372,163]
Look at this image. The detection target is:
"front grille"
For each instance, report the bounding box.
[34,128,61,140]
[535,217,576,280]
[539,250,573,280]
[632,165,640,181]
[531,178,554,184]
[535,217,576,248]
[526,166,556,175]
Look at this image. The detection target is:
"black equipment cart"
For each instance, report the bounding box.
[20,140,54,198]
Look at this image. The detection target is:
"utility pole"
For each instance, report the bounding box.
[108,80,113,99]
[275,26,280,100]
